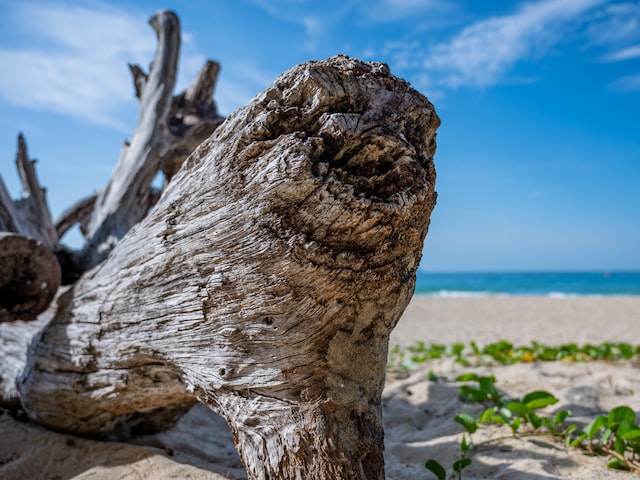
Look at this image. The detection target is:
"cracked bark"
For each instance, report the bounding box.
[18,55,439,479]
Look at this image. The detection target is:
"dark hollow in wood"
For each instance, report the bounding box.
[0,233,61,322]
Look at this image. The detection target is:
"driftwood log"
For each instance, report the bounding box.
[80,10,224,269]
[16,55,439,479]
[1,10,223,306]
[0,135,62,321]
[1,10,222,403]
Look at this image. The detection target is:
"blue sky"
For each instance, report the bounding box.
[0,0,638,272]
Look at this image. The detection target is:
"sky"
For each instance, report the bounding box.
[0,0,638,272]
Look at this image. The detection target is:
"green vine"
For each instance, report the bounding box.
[388,340,640,373]
[385,340,640,477]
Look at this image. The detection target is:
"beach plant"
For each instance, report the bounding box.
[387,340,640,373]
[424,373,640,479]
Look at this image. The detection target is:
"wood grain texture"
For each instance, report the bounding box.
[19,55,439,479]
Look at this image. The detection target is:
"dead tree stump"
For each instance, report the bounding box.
[17,55,439,479]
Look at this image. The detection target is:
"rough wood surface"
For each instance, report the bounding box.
[0,308,52,405]
[0,8,223,400]
[18,55,439,479]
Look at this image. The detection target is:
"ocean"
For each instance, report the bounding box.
[414,271,640,297]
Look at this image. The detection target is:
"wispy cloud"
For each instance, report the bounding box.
[609,74,640,92]
[0,2,206,131]
[585,2,640,47]
[603,44,640,62]
[0,2,154,129]
[585,2,640,92]
[248,0,448,50]
[422,0,606,88]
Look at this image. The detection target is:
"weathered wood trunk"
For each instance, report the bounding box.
[18,55,439,479]
[1,11,224,292]
[81,10,224,269]
[1,10,223,408]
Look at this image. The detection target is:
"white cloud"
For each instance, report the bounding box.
[603,44,640,62]
[0,2,153,129]
[422,0,606,88]
[609,74,640,92]
[586,2,640,46]
[0,2,205,131]
[583,3,640,93]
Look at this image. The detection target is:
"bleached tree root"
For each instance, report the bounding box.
[19,55,439,480]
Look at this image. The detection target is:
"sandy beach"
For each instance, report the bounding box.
[2,295,639,479]
[393,295,640,347]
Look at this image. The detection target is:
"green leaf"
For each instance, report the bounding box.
[527,412,542,429]
[451,342,465,358]
[461,434,471,453]
[425,459,447,480]
[614,435,627,455]
[478,407,497,424]
[506,401,530,417]
[458,386,487,403]
[510,417,522,434]
[621,428,640,441]
[607,457,629,471]
[478,376,498,392]
[490,415,507,425]
[453,457,472,473]
[522,391,559,410]
[455,412,478,434]
[608,406,636,428]
[456,372,480,382]
[554,410,571,425]
[563,426,577,448]
[584,415,607,439]
[498,407,513,420]
[540,417,557,435]
[570,433,588,447]
[616,422,635,438]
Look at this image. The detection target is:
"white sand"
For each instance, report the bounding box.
[2,295,639,479]
[392,295,640,347]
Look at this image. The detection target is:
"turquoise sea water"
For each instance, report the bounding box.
[414,271,640,297]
